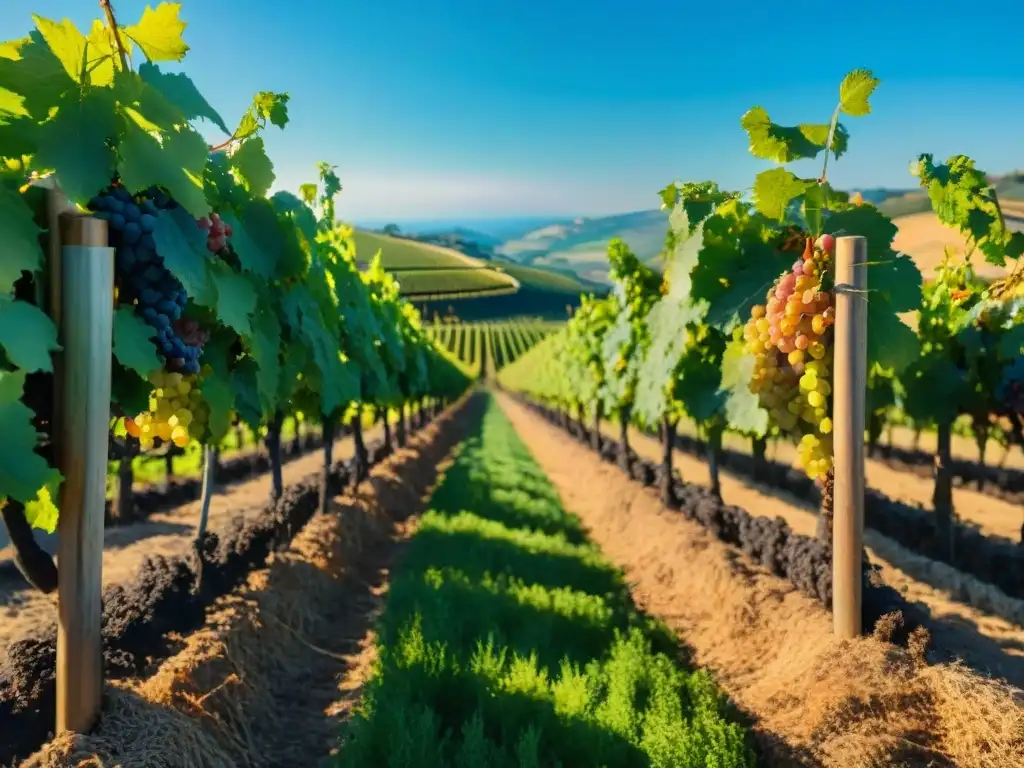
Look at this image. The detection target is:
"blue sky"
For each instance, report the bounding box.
[4,0,1024,222]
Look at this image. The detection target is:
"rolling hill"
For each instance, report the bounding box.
[496,209,669,285]
[350,228,604,320]
[490,173,1024,286]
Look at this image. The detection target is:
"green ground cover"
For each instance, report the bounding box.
[337,396,754,767]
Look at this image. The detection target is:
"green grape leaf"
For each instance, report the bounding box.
[113,68,186,131]
[153,206,217,307]
[0,114,37,158]
[869,253,921,313]
[230,136,275,198]
[692,206,790,333]
[24,473,62,533]
[802,184,850,236]
[122,2,190,63]
[0,186,44,293]
[270,191,317,245]
[902,356,963,424]
[720,338,769,435]
[248,306,281,412]
[0,369,63,511]
[741,106,848,163]
[138,61,228,133]
[0,298,60,372]
[202,375,234,444]
[839,69,879,117]
[118,122,210,217]
[867,300,918,373]
[34,88,118,205]
[220,205,279,279]
[111,361,151,415]
[825,205,922,311]
[31,15,87,84]
[676,352,725,424]
[230,358,262,426]
[208,262,256,336]
[753,169,815,221]
[0,33,74,120]
[1000,325,1024,359]
[233,91,290,143]
[826,205,898,260]
[113,306,160,377]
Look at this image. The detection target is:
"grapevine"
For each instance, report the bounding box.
[0,1,471,545]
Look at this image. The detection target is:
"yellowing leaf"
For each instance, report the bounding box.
[122,3,189,63]
[839,69,879,117]
[31,15,87,83]
[752,167,814,221]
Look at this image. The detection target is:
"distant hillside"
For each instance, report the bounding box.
[496,209,669,286]
[351,228,602,320]
[490,172,1024,286]
[351,230,519,299]
[876,171,1024,218]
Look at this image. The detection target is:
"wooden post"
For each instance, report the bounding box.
[832,235,868,639]
[55,211,114,734]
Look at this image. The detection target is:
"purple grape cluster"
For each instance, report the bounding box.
[90,186,202,374]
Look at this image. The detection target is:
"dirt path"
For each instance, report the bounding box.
[0,426,383,650]
[24,396,479,768]
[497,393,1024,767]
[663,420,1023,542]
[594,416,1024,676]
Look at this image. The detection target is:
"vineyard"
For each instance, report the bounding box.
[0,4,1022,768]
[426,319,562,375]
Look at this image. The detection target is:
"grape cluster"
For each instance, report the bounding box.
[198,212,232,253]
[744,234,837,480]
[90,185,205,374]
[124,368,210,450]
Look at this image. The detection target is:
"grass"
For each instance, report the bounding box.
[336,398,754,767]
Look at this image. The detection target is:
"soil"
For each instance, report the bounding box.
[0,426,382,651]
[597,416,1024,678]
[670,421,1024,543]
[20,395,481,768]
[497,392,1024,767]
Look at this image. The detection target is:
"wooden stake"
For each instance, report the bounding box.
[55,212,113,734]
[832,235,868,639]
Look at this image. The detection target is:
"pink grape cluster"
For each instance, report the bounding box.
[173,317,210,349]
[743,234,837,480]
[197,212,232,253]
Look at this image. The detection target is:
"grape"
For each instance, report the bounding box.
[131,369,209,450]
[123,221,142,244]
[743,234,837,480]
[90,184,206,375]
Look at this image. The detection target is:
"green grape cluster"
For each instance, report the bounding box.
[744,235,837,480]
[125,368,211,450]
